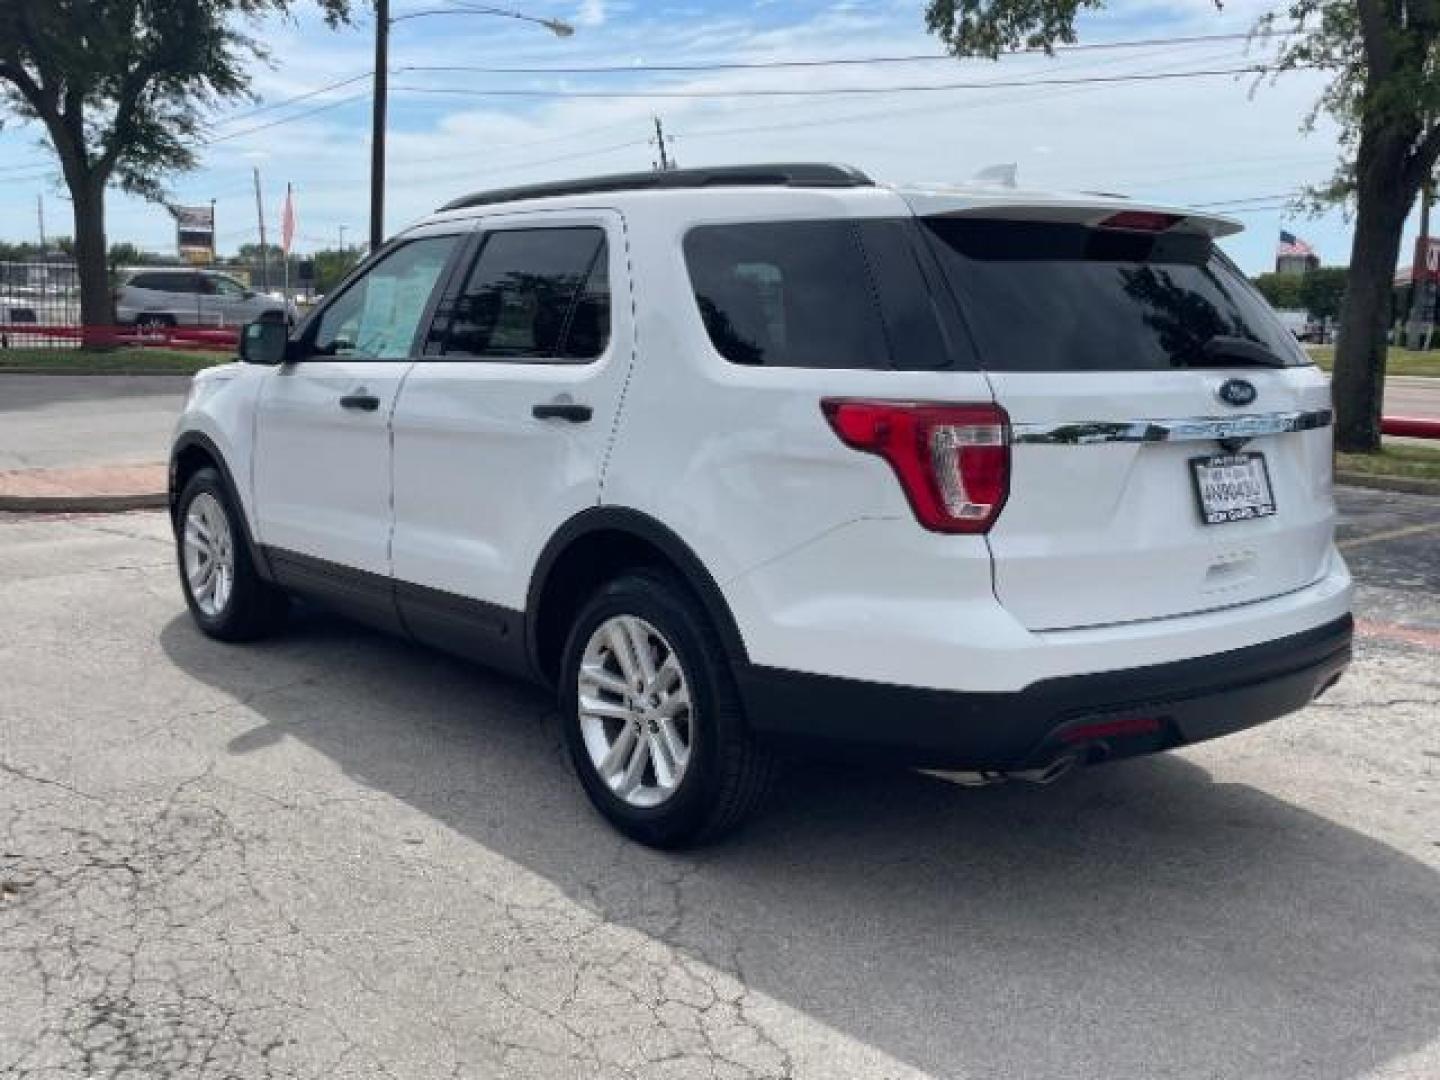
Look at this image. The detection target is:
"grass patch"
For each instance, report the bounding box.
[1306,345,1440,378]
[0,347,231,374]
[1337,442,1440,481]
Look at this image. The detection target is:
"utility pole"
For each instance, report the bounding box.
[370,0,390,253]
[210,198,217,267]
[37,193,46,252]
[253,167,269,290]
[339,224,347,252]
[651,115,675,172]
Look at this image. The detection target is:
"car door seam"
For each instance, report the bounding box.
[597,210,635,505]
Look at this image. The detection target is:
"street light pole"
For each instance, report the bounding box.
[369,0,389,254]
[368,3,573,254]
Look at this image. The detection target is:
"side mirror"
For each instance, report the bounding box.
[243,289,257,299]
[239,316,290,366]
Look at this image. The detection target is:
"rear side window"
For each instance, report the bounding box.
[923,218,1307,371]
[683,220,949,370]
[131,271,190,292]
[437,227,609,361]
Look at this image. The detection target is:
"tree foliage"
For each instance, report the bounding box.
[310,247,362,293]
[0,0,352,330]
[922,0,1440,452]
[1251,272,1307,311]
[1299,265,1348,323]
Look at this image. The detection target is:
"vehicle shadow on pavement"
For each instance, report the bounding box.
[161,608,1440,1080]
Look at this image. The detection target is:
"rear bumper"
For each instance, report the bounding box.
[735,614,1352,769]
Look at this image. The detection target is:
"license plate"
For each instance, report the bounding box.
[1190,452,1276,525]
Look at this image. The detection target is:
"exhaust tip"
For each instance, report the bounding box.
[1006,751,1083,785]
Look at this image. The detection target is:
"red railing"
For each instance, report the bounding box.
[0,324,239,350]
[1381,416,1440,440]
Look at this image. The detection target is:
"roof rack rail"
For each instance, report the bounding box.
[438,163,872,212]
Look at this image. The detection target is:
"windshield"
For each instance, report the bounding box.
[923,218,1309,372]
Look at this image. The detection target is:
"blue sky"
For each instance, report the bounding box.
[0,0,1395,275]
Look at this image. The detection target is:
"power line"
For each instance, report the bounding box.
[390,64,1291,100]
[395,41,1202,171]
[402,137,649,185]
[207,71,373,129]
[1191,192,1298,207]
[205,91,372,144]
[402,30,1288,76]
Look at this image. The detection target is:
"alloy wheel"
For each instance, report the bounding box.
[577,615,694,808]
[182,492,235,618]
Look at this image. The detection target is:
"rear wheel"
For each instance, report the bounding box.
[176,467,287,641]
[559,570,777,847]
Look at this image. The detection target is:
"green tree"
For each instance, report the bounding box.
[1251,272,1306,311]
[312,246,362,293]
[0,0,350,339]
[1300,266,1349,326]
[106,241,157,270]
[924,0,1440,452]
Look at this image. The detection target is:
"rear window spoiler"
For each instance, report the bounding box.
[897,191,1242,240]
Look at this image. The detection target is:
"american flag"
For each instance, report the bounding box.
[1278,229,1314,257]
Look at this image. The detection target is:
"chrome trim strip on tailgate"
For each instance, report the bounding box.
[1010,409,1333,446]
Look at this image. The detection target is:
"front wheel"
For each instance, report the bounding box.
[176,467,287,641]
[559,570,777,848]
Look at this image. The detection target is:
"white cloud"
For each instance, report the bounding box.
[576,0,607,28]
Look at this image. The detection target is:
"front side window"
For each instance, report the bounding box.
[311,236,459,360]
[213,276,248,298]
[437,227,609,361]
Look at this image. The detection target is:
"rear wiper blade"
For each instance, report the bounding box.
[1175,335,1287,368]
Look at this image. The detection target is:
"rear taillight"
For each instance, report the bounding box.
[821,399,1010,533]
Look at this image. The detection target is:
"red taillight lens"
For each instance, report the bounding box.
[821,399,1010,533]
[1098,210,1184,232]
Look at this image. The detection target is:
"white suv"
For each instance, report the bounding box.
[170,164,1353,846]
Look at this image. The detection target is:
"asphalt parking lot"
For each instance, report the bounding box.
[1,487,1437,1080]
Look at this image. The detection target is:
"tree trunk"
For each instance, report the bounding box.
[1333,127,1415,453]
[69,173,114,348]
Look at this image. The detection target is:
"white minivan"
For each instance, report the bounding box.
[169,164,1353,846]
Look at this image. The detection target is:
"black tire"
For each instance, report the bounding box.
[558,569,777,848]
[175,467,288,642]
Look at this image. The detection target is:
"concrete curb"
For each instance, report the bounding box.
[0,464,169,515]
[1337,472,1440,498]
[0,491,168,513]
[0,495,165,515]
[0,367,206,377]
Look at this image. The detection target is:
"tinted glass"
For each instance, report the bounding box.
[923,219,1307,371]
[311,236,458,359]
[683,221,889,369]
[441,227,609,360]
[856,220,954,369]
[133,272,190,292]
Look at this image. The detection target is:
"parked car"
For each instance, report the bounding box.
[117,268,295,329]
[169,163,1353,846]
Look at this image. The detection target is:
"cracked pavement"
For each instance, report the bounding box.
[1,487,1438,1079]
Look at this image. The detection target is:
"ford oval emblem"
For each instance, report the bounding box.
[1218,378,1257,408]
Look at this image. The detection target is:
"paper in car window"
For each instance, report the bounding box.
[354,275,400,357]
[353,260,445,357]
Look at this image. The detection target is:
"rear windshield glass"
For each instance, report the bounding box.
[923,219,1308,371]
